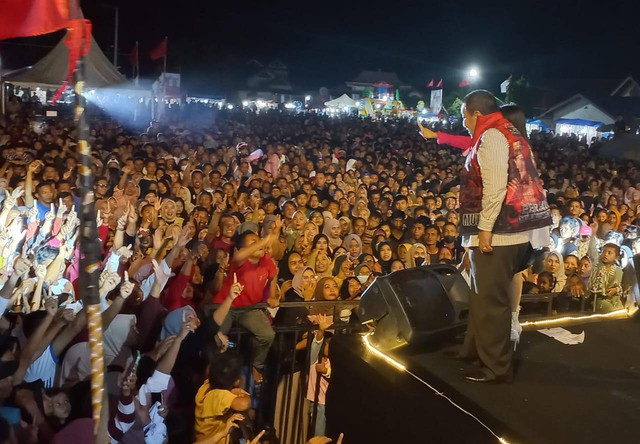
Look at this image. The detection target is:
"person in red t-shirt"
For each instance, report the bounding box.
[214,221,282,382]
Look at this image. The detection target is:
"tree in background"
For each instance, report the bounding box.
[446,97,463,120]
[505,75,532,116]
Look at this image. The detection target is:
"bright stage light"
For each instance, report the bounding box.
[305,95,311,101]
[242,100,249,107]
[469,67,479,79]
[226,104,234,110]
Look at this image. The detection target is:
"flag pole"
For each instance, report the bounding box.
[0,53,5,115]
[135,41,139,85]
[74,24,107,438]
[163,36,167,74]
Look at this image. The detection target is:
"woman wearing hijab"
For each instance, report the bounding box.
[278,251,305,294]
[339,216,352,237]
[342,234,363,264]
[542,251,567,292]
[160,306,197,340]
[314,252,333,278]
[408,243,428,268]
[275,267,317,328]
[373,240,394,275]
[322,218,343,251]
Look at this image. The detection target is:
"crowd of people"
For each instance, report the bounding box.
[0,94,637,443]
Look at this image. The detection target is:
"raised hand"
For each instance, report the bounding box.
[34,263,47,280]
[27,160,42,174]
[127,204,138,225]
[152,259,171,289]
[176,225,192,249]
[178,319,196,340]
[152,228,165,251]
[117,206,129,230]
[44,203,55,223]
[120,271,135,299]
[302,279,317,301]
[3,186,23,212]
[116,245,134,260]
[27,200,39,221]
[13,256,32,278]
[56,198,66,219]
[229,273,244,300]
[99,270,121,295]
[44,296,58,317]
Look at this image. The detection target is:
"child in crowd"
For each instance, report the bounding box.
[194,350,251,443]
[587,243,624,312]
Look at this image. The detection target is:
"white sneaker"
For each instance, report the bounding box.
[511,310,522,349]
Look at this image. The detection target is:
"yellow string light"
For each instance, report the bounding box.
[521,308,631,328]
[362,333,407,371]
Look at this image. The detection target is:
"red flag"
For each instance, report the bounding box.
[51,20,92,104]
[427,79,434,88]
[436,79,443,88]
[129,42,138,67]
[150,38,167,60]
[459,78,471,87]
[0,0,72,40]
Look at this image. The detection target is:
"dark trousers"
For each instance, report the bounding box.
[461,243,530,377]
[219,308,276,370]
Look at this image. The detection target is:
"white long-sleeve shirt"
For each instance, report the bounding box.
[462,129,550,248]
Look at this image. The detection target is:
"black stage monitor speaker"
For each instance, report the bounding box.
[358,264,469,350]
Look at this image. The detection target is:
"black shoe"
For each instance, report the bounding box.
[463,366,513,384]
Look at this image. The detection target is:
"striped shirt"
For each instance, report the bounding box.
[462,129,550,248]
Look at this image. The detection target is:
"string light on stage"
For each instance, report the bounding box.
[521,307,630,328]
[362,333,406,371]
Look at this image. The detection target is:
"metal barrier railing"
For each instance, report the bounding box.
[208,300,362,444]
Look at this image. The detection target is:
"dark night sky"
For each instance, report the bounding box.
[4,0,640,94]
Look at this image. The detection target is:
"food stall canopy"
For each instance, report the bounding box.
[554,118,603,127]
[324,94,358,108]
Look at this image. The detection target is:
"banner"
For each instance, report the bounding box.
[430,89,443,112]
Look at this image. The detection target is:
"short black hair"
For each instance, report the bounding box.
[36,180,55,192]
[395,195,408,203]
[234,230,258,249]
[463,90,500,115]
[208,350,243,390]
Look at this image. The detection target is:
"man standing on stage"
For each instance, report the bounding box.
[458,90,551,383]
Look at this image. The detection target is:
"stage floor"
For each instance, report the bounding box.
[328,318,640,444]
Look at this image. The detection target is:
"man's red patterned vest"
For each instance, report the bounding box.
[459,112,551,235]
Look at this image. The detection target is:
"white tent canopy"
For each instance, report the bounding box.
[324,93,358,108]
[5,32,132,90]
